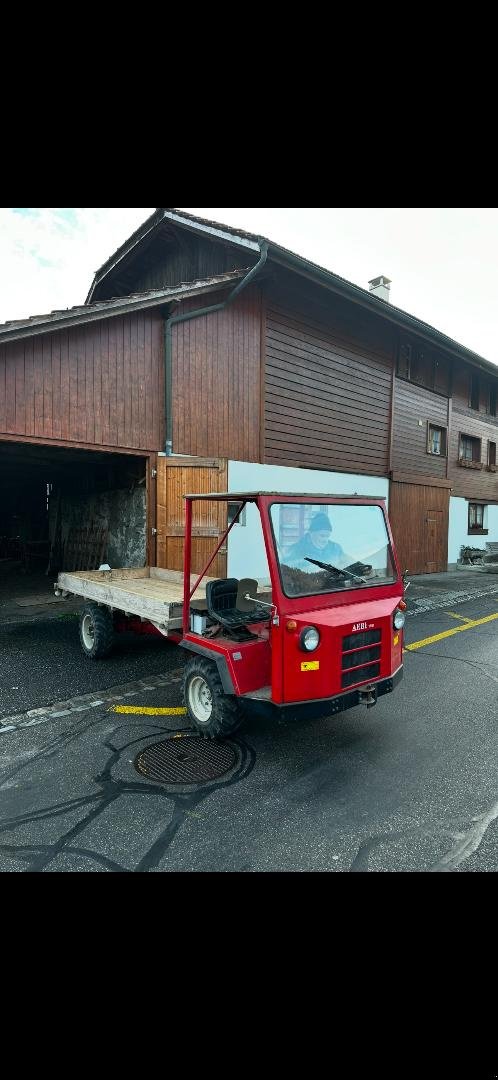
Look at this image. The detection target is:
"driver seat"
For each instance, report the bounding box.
[206,578,264,631]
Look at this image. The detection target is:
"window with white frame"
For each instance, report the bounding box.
[427,423,447,456]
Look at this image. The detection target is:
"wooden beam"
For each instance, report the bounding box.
[388,342,396,472]
[390,470,452,489]
[0,432,153,455]
[158,456,224,468]
[259,289,266,463]
[146,452,157,566]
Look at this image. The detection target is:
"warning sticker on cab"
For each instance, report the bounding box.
[301,660,319,671]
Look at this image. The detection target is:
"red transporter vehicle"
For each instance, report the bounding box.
[179,492,406,738]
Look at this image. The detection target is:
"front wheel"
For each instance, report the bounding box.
[183,657,244,738]
[79,603,114,659]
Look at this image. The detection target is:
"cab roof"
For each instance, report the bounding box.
[184,491,386,501]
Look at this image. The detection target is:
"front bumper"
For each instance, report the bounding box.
[243,666,403,722]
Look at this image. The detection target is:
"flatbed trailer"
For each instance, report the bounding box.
[55,566,214,636]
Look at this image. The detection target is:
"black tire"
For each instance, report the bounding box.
[183,656,244,738]
[79,602,114,659]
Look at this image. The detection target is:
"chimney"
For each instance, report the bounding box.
[368,275,391,302]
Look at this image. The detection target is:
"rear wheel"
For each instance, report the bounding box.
[183,657,243,738]
[79,603,114,659]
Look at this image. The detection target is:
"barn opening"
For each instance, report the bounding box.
[0,442,147,617]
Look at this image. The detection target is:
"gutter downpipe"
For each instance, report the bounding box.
[163,240,268,455]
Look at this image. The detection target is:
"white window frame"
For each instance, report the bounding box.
[427,423,446,456]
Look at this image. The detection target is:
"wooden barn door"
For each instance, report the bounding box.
[389,481,449,574]
[156,457,228,576]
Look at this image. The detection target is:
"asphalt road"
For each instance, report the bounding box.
[0,614,181,721]
[1,591,498,872]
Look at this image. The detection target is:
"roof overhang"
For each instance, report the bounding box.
[0,273,245,346]
[265,244,498,376]
[184,491,386,503]
[160,210,261,253]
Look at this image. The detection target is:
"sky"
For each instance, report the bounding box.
[2,207,498,366]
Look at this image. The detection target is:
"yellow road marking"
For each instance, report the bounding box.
[406,610,498,651]
[444,611,473,623]
[110,705,187,715]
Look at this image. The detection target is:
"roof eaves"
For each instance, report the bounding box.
[133,210,498,374]
[267,242,498,375]
[0,272,245,346]
[160,209,262,253]
[158,207,264,244]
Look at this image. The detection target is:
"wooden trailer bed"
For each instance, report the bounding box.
[55,567,213,632]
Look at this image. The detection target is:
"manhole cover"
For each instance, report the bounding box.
[135,735,238,785]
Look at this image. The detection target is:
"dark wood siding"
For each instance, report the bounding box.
[263,280,394,475]
[448,359,498,497]
[172,286,262,462]
[0,311,164,451]
[449,407,498,499]
[389,481,449,574]
[392,379,449,480]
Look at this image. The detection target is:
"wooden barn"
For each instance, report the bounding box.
[2,207,498,592]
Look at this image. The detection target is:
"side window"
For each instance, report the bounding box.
[468,503,487,533]
[228,502,246,527]
[427,424,447,456]
[459,434,482,466]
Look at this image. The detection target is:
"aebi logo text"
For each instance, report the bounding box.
[351,621,375,632]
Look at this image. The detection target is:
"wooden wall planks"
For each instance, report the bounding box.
[0,311,164,452]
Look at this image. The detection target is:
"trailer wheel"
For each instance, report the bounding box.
[79,603,114,659]
[183,657,243,738]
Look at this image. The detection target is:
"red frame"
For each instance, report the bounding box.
[183,493,402,607]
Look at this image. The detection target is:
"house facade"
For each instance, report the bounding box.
[1,207,498,579]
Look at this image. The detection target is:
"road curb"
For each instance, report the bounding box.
[0,668,184,734]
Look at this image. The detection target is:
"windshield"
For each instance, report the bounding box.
[270,502,396,597]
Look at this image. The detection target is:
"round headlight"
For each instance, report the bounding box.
[300,626,320,651]
[393,609,405,630]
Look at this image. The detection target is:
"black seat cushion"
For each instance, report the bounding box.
[206,578,263,630]
[206,578,239,617]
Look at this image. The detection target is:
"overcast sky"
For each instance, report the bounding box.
[2,207,498,365]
